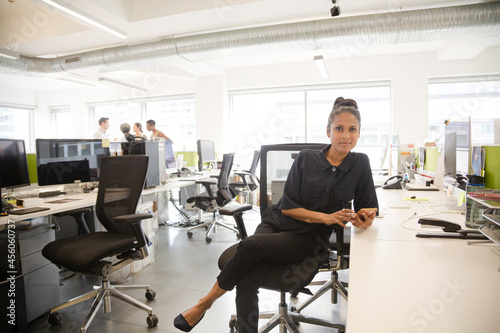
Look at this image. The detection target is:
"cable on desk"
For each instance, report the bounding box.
[400,211,464,231]
[165,189,201,227]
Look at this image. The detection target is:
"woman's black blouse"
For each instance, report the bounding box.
[271,145,378,237]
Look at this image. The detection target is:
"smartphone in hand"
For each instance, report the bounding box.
[357,208,377,221]
[357,208,378,214]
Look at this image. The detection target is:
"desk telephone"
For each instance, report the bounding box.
[382,175,403,189]
[179,167,192,174]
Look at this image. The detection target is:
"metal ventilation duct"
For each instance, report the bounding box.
[0,2,499,76]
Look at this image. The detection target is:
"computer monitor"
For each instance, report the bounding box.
[197,140,216,171]
[444,132,457,179]
[0,138,31,190]
[444,120,471,178]
[36,139,109,186]
[390,133,401,175]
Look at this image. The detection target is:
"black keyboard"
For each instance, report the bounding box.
[39,191,67,198]
[9,207,50,215]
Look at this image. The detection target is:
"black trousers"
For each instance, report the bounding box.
[217,213,329,333]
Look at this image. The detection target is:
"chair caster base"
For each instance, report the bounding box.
[187,231,193,238]
[206,237,212,243]
[147,314,159,327]
[229,317,238,330]
[48,312,62,326]
[145,289,156,301]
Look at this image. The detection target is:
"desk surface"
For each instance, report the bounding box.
[346,188,500,333]
[0,178,204,226]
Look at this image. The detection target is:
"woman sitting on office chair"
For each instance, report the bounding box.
[173,97,379,333]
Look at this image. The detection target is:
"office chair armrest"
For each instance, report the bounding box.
[234,171,251,177]
[113,213,153,248]
[113,213,153,224]
[196,178,218,186]
[196,178,218,199]
[219,204,253,239]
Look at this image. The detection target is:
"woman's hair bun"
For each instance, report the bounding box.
[334,97,358,109]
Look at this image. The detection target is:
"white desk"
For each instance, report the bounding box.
[346,189,500,333]
[0,192,97,226]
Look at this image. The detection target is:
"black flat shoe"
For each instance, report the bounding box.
[174,311,205,332]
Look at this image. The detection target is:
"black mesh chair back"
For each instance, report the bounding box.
[41,154,159,331]
[95,155,149,235]
[216,153,236,203]
[247,150,261,190]
[186,153,240,242]
[260,143,326,211]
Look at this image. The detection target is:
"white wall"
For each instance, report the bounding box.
[1,46,499,155]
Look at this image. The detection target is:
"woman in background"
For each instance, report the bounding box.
[133,122,148,140]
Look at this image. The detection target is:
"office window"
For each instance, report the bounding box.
[0,105,34,152]
[92,102,142,140]
[50,106,71,138]
[229,83,391,169]
[429,77,500,146]
[145,98,196,151]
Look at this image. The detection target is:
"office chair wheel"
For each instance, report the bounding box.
[145,289,156,301]
[48,312,62,326]
[147,314,159,327]
[187,231,193,238]
[206,237,212,243]
[229,317,238,329]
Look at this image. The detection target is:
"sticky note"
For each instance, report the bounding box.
[102,139,110,148]
[458,192,465,207]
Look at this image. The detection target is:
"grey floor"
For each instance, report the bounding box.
[28,207,348,332]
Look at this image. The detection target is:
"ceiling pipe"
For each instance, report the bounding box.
[0,2,499,76]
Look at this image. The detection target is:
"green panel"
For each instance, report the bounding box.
[423,147,439,172]
[26,153,38,184]
[175,151,198,168]
[484,146,500,190]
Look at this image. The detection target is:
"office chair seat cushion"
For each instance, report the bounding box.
[218,244,323,295]
[42,232,138,275]
[187,194,232,212]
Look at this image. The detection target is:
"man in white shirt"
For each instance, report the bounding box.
[93,117,109,139]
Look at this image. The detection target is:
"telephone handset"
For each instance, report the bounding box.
[382,175,403,189]
[180,167,192,174]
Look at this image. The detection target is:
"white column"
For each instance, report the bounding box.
[195,76,228,158]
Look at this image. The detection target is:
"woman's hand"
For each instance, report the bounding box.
[352,210,376,228]
[319,209,356,228]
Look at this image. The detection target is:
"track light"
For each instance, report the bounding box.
[37,0,127,39]
[331,0,341,17]
[314,55,329,79]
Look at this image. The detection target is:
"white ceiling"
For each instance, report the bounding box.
[0,0,499,91]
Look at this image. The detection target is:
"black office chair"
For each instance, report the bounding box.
[218,143,348,333]
[41,155,159,333]
[186,153,240,243]
[229,150,260,198]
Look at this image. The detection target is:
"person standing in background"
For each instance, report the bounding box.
[93,117,109,139]
[133,122,148,140]
[146,119,173,142]
[116,123,134,142]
